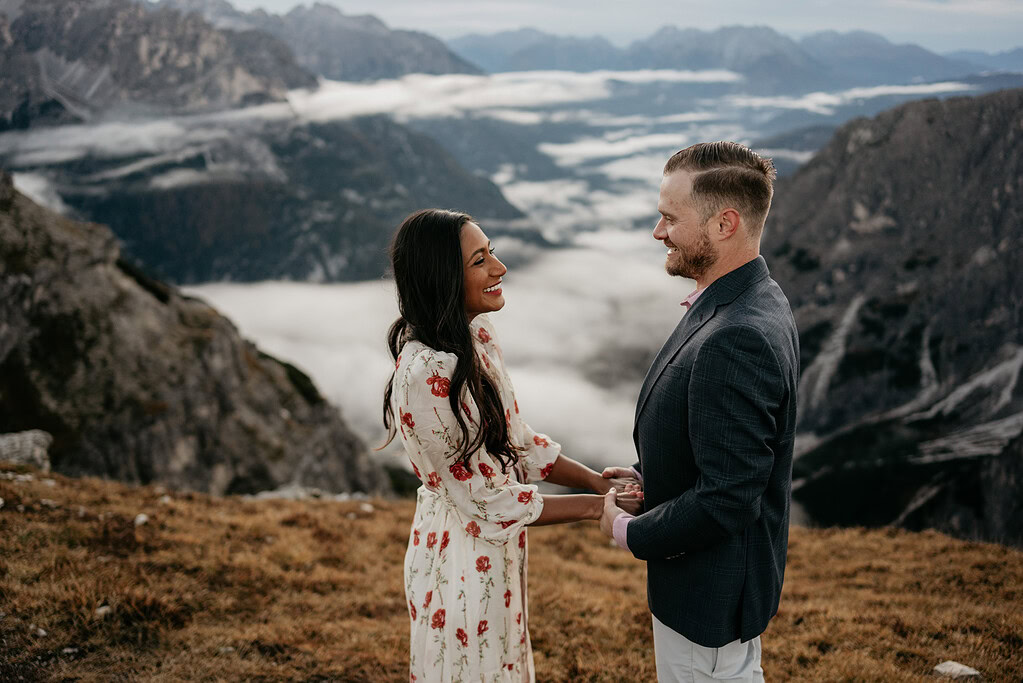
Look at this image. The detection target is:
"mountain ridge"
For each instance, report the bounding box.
[763,87,1023,545]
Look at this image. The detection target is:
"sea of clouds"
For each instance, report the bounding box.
[186,229,690,470]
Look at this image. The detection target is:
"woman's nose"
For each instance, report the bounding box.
[493,257,508,277]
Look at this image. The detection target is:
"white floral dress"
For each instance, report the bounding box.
[393,314,560,683]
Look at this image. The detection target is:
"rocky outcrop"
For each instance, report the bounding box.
[0,171,388,495]
[0,0,316,130]
[764,88,1023,545]
[157,0,483,80]
[0,430,52,471]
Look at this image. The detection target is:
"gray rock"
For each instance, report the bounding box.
[0,171,389,496]
[0,429,52,470]
[933,661,981,678]
[0,0,316,130]
[157,0,483,81]
[765,88,1023,545]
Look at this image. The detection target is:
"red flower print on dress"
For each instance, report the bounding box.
[449,461,473,481]
[477,327,491,344]
[400,410,415,429]
[466,521,481,538]
[426,532,437,549]
[413,530,420,546]
[540,462,554,479]
[461,401,475,424]
[519,530,525,549]
[514,399,519,414]
[476,556,492,573]
[426,372,450,398]
[505,408,511,425]
[427,471,441,488]
[410,460,421,478]
[478,620,489,636]
[440,531,450,551]
[423,591,432,609]
[504,590,511,607]
[456,628,468,647]
[411,674,416,682]
[507,664,514,671]
[517,490,534,504]
[498,520,516,529]
[533,435,549,447]
[431,609,445,630]
[479,462,495,478]
[396,355,402,369]
[409,601,417,620]
[481,353,490,369]
[516,612,521,625]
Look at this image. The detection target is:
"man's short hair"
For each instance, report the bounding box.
[663,141,777,239]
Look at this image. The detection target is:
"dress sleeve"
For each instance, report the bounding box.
[396,348,544,545]
[517,422,561,484]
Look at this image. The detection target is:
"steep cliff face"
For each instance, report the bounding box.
[764,88,1023,545]
[0,171,389,495]
[0,0,316,129]
[157,0,483,81]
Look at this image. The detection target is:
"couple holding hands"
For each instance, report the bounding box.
[381,142,799,682]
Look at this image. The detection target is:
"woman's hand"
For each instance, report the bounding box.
[599,466,642,496]
[614,482,644,515]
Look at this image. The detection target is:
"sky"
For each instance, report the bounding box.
[228,0,1023,53]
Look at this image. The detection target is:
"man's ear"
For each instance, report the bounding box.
[715,208,741,240]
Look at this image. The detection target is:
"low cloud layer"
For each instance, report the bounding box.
[186,229,690,470]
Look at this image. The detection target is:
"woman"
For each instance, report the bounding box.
[382,209,641,682]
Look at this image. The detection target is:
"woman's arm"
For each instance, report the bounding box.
[544,454,640,495]
[542,454,608,492]
[528,493,603,526]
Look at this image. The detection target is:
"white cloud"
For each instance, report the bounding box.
[11,173,71,214]
[186,229,691,470]
[539,132,687,167]
[728,81,976,116]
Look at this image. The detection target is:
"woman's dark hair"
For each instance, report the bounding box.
[381,209,521,471]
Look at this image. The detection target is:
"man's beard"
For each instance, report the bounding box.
[666,231,717,280]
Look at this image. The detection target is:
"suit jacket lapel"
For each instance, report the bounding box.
[633,256,771,424]
[634,298,717,422]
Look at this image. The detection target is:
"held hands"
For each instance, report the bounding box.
[600,466,642,497]
[598,483,644,538]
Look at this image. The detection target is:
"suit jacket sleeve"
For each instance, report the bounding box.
[627,324,785,560]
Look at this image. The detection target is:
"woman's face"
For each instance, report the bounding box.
[460,221,507,319]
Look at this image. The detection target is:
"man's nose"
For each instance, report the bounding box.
[653,217,667,240]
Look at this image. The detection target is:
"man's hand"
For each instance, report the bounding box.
[600,466,641,495]
[599,488,625,538]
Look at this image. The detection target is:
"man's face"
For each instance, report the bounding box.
[653,170,718,281]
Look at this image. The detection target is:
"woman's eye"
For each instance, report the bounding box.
[488,247,496,255]
[474,258,485,266]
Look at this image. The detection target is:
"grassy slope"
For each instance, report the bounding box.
[1,464,1021,682]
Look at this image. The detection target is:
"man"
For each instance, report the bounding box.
[599,141,799,682]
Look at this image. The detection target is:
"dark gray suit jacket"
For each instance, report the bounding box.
[628,256,799,648]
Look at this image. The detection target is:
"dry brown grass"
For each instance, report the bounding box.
[2,463,1021,682]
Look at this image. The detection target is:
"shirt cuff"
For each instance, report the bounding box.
[612,512,634,550]
[630,466,642,483]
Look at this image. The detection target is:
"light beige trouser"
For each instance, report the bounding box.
[652,614,765,682]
